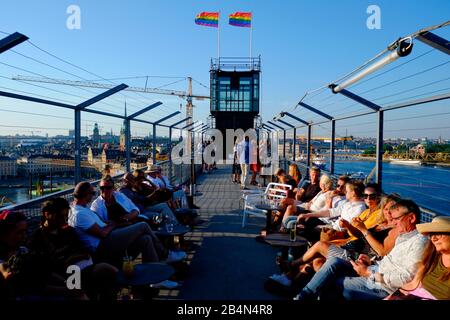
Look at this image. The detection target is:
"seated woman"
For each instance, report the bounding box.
[27,198,118,300]
[282,174,334,230]
[269,189,398,288]
[386,216,450,300]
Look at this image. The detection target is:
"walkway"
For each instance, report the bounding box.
[159,165,283,300]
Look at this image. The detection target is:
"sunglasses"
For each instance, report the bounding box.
[363,194,378,200]
[428,233,450,239]
[100,185,114,191]
[391,212,410,221]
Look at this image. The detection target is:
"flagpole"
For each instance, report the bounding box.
[250,12,253,60]
[218,11,220,61]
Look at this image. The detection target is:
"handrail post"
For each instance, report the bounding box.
[330,119,336,174]
[376,110,384,187]
[74,109,81,184]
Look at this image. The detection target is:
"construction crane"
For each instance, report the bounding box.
[11,75,210,128]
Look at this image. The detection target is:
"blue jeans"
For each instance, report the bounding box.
[283,216,297,229]
[295,257,356,300]
[336,276,390,300]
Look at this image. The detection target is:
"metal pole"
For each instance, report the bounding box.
[330,119,336,174]
[190,130,196,195]
[152,124,156,164]
[283,129,286,171]
[307,124,312,169]
[293,128,297,162]
[169,127,173,180]
[74,109,81,184]
[376,111,384,187]
[125,118,131,172]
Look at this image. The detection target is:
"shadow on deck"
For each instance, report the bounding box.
[159,165,283,300]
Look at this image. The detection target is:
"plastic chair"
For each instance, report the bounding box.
[241,183,292,228]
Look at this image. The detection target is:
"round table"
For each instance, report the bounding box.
[117,262,174,286]
[154,224,190,237]
[264,232,308,247]
[264,233,309,262]
[255,203,283,211]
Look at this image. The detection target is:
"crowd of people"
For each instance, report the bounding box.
[257,163,450,300]
[0,165,200,300]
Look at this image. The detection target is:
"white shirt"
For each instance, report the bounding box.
[160,175,173,191]
[299,190,332,212]
[236,140,257,165]
[371,230,429,293]
[69,204,106,252]
[329,200,366,231]
[147,175,164,189]
[90,191,139,222]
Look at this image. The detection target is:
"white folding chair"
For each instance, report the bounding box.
[241,183,292,228]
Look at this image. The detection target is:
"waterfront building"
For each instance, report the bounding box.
[0,156,17,179]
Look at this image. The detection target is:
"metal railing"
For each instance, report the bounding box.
[282,159,440,223]
[1,160,203,228]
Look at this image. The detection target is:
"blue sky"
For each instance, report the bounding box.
[0,0,449,140]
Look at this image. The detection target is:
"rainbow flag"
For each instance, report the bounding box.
[195,12,219,28]
[229,12,251,28]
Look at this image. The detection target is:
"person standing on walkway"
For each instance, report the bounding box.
[237,136,251,189]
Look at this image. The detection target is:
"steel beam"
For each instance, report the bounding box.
[76,83,128,110]
[330,87,381,111]
[416,31,450,55]
[281,112,309,126]
[154,111,181,124]
[0,32,28,54]
[298,102,333,120]
[127,102,162,119]
[0,90,74,109]
[293,128,297,162]
[267,121,285,130]
[169,116,191,129]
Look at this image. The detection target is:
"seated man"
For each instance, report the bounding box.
[295,166,321,203]
[91,176,186,262]
[69,181,185,270]
[294,199,429,300]
[28,197,118,301]
[132,169,180,224]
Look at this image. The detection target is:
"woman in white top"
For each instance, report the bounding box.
[282,174,333,229]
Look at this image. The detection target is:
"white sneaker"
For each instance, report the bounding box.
[269,273,292,287]
[150,280,180,289]
[165,250,187,263]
